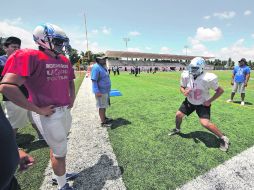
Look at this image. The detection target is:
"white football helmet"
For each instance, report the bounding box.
[33,23,71,54]
[188,57,206,77]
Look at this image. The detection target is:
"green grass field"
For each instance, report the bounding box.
[107,71,254,189]
[15,72,85,190]
[11,70,254,189]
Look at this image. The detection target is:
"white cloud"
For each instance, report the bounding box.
[213,11,235,19]
[244,10,252,16]
[203,15,211,20]
[129,31,141,36]
[195,27,222,41]
[0,20,36,49]
[251,34,254,39]
[127,47,140,52]
[212,38,254,62]
[160,46,172,54]
[145,46,151,50]
[91,29,99,35]
[102,26,111,35]
[187,37,214,57]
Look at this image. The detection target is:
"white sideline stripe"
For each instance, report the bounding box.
[40,77,126,190]
[178,146,254,190]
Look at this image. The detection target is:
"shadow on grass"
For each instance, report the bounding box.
[178,131,220,148]
[233,101,253,105]
[16,133,35,145]
[73,154,123,190]
[110,117,131,129]
[16,133,48,152]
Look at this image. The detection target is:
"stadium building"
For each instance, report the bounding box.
[105,50,214,71]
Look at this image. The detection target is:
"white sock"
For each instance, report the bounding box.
[56,173,66,189]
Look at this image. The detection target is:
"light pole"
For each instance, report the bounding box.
[123,37,130,50]
[184,45,188,56]
[123,37,130,62]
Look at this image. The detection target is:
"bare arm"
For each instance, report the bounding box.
[231,74,235,85]
[203,86,224,106]
[68,80,75,109]
[245,73,250,87]
[0,73,55,115]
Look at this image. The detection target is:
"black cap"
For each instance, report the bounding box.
[96,56,108,60]
[238,58,247,64]
[3,36,21,47]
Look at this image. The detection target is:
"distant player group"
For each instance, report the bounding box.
[0,22,251,190]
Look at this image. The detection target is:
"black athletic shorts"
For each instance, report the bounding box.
[178,98,211,119]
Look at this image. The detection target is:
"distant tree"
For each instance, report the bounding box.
[80,51,85,58]
[68,48,80,65]
[0,37,5,56]
[228,57,233,68]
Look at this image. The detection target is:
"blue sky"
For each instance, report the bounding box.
[0,0,253,62]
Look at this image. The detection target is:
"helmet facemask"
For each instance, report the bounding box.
[188,57,206,78]
[33,23,71,55]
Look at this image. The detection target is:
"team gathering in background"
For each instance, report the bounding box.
[0,22,251,190]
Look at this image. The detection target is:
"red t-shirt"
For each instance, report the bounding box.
[2,49,75,107]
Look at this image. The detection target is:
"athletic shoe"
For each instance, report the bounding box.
[241,101,245,106]
[226,99,233,103]
[168,128,180,136]
[58,183,73,190]
[101,121,112,127]
[105,117,113,122]
[34,136,45,142]
[52,173,79,185]
[220,136,230,152]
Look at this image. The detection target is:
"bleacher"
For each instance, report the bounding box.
[107,60,186,71]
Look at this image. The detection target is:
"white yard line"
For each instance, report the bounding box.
[178,146,254,190]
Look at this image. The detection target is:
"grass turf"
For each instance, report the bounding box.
[14,72,85,190]
[107,71,254,190]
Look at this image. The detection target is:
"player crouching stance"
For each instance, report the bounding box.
[169,57,230,152]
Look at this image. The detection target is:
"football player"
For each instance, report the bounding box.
[0,23,77,190]
[169,57,230,152]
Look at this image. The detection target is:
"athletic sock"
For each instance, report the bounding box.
[56,173,66,189]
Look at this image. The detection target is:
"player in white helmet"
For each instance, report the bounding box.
[169,57,230,152]
[0,23,77,190]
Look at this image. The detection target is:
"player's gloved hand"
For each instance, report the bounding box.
[231,81,234,85]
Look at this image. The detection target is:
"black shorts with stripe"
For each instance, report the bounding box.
[178,98,211,119]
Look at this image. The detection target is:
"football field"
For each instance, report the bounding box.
[107,70,254,189]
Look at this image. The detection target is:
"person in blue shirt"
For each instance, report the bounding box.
[91,56,113,127]
[227,58,251,106]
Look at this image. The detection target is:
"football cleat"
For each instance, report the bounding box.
[168,128,180,136]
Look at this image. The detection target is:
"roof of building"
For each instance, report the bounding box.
[105,50,214,60]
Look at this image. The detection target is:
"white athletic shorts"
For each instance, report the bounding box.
[95,93,109,108]
[32,106,72,157]
[232,82,245,93]
[27,111,35,124]
[2,101,28,129]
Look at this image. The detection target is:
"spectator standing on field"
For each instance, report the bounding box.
[91,56,113,127]
[227,58,251,106]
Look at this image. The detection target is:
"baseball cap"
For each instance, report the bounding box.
[238,58,247,63]
[96,56,108,60]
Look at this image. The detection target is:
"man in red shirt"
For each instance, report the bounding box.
[0,23,76,190]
